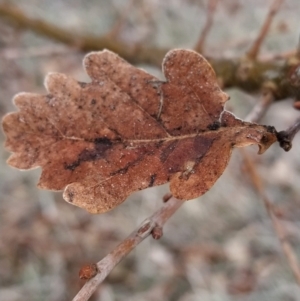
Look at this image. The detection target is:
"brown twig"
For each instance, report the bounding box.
[245,89,274,122]
[72,196,184,301]
[247,0,284,60]
[107,0,138,39]
[241,98,300,285]
[0,4,137,62]
[242,150,300,286]
[0,45,73,60]
[1,3,300,102]
[194,0,218,53]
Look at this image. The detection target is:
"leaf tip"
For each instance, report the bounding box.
[63,184,101,214]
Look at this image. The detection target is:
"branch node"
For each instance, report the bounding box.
[137,220,154,237]
[151,224,163,240]
[276,117,300,151]
[79,263,99,280]
[276,131,293,151]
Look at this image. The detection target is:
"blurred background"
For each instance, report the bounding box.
[1,0,300,300]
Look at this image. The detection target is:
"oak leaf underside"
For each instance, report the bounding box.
[2,49,277,213]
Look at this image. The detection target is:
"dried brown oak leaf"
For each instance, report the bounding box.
[2,49,277,213]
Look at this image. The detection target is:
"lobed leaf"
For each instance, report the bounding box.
[2,49,277,213]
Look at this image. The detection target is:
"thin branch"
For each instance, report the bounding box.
[245,90,274,122]
[241,98,300,285]
[242,150,300,286]
[1,4,300,101]
[244,89,300,150]
[107,0,138,39]
[0,45,73,60]
[247,0,284,60]
[296,34,300,59]
[72,196,184,301]
[260,49,297,62]
[0,4,137,62]
[194,0,218,53]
